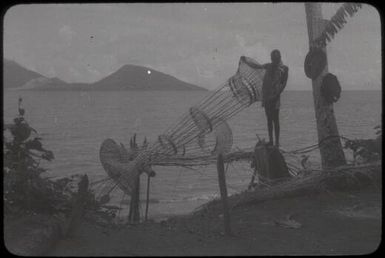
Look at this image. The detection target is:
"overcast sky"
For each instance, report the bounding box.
[4,3,381,90]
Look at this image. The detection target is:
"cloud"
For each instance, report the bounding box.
[180,38,271,88]
[109,33,119,43]
[235,34,246,48]
[3,4,381,90]
[86,65,101,78]
[67,67,82,81]
[59,25,75,45]
[47,66,57,78]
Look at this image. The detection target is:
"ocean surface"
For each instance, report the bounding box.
[3,90,381,220]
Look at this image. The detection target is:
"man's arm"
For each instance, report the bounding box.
[278,66,289,94]
[240,56,268,69]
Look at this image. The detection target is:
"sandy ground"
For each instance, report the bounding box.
[47,186,381,256]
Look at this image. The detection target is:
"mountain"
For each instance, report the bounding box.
[3,60,206,91]
[3,59,45,89]
[91,64,205,91]
[19,77,69,90]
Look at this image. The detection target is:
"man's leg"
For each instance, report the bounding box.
[265,107,274,145]
[272,108,280,147]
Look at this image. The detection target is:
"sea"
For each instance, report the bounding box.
[3,90,382,221]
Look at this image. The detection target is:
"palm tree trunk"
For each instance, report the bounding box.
[304,3,346,168]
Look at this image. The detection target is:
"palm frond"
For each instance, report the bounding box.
[314,3,363,48]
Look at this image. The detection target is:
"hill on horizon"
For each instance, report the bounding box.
[3,59,45,89]
[3,59,206,91]
[91,64,205,91]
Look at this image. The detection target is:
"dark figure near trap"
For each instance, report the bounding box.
[241,50,289,147]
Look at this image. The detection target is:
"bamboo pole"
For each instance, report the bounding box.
[304,3,346,169]
[216,153,232,236]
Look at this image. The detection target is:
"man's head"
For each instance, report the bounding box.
[270,49,281,65]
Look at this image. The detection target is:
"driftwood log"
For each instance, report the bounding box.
[195,161,381,216]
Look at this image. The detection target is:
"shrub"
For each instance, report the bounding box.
[3,98,72,215]
[343,125,382,164]
[4,98,118,222]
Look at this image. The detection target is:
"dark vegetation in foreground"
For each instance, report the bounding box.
[3,98,117,220]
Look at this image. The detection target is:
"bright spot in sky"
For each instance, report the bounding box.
[147,70,151,75]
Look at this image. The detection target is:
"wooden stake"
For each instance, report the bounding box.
[133,175,140,223]
[216,153,232,236]
[128,174,140,224]
[145,175,151,221]
[304,3,346,169]
[65,174,89,237]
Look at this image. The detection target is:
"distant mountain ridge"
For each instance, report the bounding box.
[3,59,206,91]
[92,64,203,90]
[3,59,44,89]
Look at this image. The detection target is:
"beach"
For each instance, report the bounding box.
[47,186,381,256]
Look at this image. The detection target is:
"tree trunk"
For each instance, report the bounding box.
[304,3,346,168]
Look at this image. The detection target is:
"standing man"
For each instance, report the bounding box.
[241,50,289,147]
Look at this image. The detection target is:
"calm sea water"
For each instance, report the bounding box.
[3,90,381,220]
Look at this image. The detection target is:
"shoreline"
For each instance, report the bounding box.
[45,162,381,256]
[5,169,381,256]
[48,186,381,256]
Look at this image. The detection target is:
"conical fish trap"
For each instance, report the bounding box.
[99,56,265,193]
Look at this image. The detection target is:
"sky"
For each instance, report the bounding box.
[3,3,381,90]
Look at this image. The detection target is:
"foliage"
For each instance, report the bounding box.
[313,3,363,48]
[343,125,382,164]
[83,189,120,223]
[3,98,72,215]
[4,98,118,221]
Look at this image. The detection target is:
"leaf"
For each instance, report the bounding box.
[341,8,348,18]
[326,24,335,37]
[332,19,342,29]
[274,215,302,229]
[41,150,54,161]
[100,194,110,204]
[346,4,354,16]
[324,33,331,42]
[331,23,338,34]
